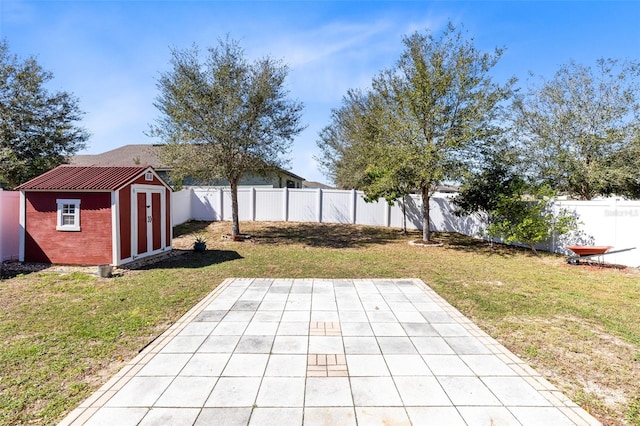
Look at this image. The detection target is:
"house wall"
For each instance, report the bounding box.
[24,192,112,264]
[178,172,303,189]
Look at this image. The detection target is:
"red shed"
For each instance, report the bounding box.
[16,165,172,266]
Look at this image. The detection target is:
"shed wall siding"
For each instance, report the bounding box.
[119,188,132,261]
[165,188,172,243]
[131,173,165,187]
[25,192,112,264]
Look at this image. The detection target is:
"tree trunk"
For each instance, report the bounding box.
[421,185,431,242]
[230,178,240,238]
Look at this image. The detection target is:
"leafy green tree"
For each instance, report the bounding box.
[598,129,640,198]
[317,89,417,233]
[316,89,379,190]
[455,155,577,253]
[486,185,577,254]
[515,58,640,200]
[454,154,525,232]
[149,38,305,237]
[0,40,89,188]
[363,166,419,234]
[317,23,515,242]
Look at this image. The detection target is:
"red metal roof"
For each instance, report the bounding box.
[16,165,152,191]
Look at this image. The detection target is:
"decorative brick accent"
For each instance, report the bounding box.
[309,321,342,336]
[307,354,348,377]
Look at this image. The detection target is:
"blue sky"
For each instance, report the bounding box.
[1,1,639,184]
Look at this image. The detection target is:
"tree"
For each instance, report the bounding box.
[0,40,89,188]
[602,131,640,198]
[149,38,305,237]
[316,89,378,190]
[515,58,640,200]
[454,150,578,253]
[454,153,525,233]
[485,185,577,254]
[317,23,515,242]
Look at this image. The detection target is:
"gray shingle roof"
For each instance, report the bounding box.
[70,144,305,181]
[70,144,167,169]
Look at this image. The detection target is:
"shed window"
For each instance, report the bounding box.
[56,199,81,231]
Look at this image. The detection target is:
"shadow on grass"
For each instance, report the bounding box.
[173,221,212,238]
[251,222,407,248]
[430,232,536,258]
[1,262,56,279]
[133,249,243,270]
[173,220,538,258]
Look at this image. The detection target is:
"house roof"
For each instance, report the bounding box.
[16,165,153,191]
[70,144,306,181]
[302,181,334,189]
[70,144,165,169]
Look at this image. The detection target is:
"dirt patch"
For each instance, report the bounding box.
[1,261,99,279]
[1,250,187,279]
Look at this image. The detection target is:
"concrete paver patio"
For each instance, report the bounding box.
[60,278,601,425]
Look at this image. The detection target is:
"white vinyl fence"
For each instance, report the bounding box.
[0,187,636,266]
[552,198,640,267]
[173,187,485,236]
[0,191,20,262]
[172,188,640,267]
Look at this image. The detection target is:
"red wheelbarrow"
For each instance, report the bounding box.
[566,245,635,265]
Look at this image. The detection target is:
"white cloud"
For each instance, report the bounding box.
[253,12,451,104]
[268,19,393,67]
[256,19,397,103]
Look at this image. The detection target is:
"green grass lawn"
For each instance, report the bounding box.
[1,221,639,425]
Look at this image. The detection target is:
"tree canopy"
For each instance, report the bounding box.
[149,37,305,237]
[317,24,515,242]
[0,40,89,188]
[454,154,524,219]
[515,58,640,200]
[316,89,378,190]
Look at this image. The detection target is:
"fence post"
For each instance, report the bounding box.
[251,187,256,221]
[317,188,323,223]
[351,189,357,224]
[219,188,224,221]
[385,202,391,228]
[186,188,193,222]
[614,197,618,249]
[283,187,289,222]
